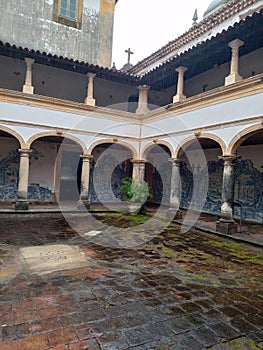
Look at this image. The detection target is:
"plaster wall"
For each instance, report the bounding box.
[28,140,58,192]
[0,0,115,67]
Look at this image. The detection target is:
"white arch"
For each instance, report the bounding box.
[26,131,86,151]
[228,123,263,154]
[142,140,173,159]
[86,138,138,158]
[174,133,226,158]
[0,125,25,148]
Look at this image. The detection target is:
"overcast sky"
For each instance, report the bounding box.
[112,0,212,69]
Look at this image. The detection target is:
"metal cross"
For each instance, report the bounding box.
[125,48,134,64]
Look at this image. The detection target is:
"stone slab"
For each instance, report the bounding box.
[19,244,89,273]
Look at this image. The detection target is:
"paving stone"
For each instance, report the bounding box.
[17,334,49,350]
[208,322,240,340]
[166,316,194,334]
[191,326,219,347]
[230,317,259,334]
[1,323,31,341]
[75,324,103,340]
[0,340,19,350]
[48,327,78,347]
[0,213,263,349]
[97,333,130,349]
[69,339,100,350]
[19,244,89,274]
[174,333,204,349]
[122,325,155,346]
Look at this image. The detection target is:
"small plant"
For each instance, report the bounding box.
[119,177,151,203]
[119,177,152,215]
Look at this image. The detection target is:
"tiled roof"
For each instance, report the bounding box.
[140,9,263,90]
[128,0,262,75]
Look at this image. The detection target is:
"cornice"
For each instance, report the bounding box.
[0,89,142,124]
[0,74,262,129]
[143,74,263,123]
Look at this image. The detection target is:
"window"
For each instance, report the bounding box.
[53,0,83,29]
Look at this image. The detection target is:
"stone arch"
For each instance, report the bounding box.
[174,133,225,158]
[0,125,25,148]
[26,131,85,203]
[228,123,263,155]
[142,140,173,159]
[26,131,86,151]
[87,139,136,203]
[86,139,138,158]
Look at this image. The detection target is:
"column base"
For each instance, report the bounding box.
[22,85,34,94]
[84,97,96,106]
[15,200,29,210]
[173,94,186,103]
[135,107,150,115]
[166,208,182,220]
[225,73,242,86]
[216,220,238,235]
[77,200,91,211]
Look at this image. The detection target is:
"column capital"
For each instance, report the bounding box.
[169,157,182,166]
[80,154,93,162]
[228,39,244,50]
[137,84,150,92]
[87,72,96,79]
[24,57,35,65]
[132,158,146,165]
[18,148,32,156]
[219,155,237,163]
[175,66,188,74]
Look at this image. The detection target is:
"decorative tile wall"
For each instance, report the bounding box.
[178,158,263,223]
[0,149,53,202]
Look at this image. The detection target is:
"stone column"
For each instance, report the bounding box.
[135,85,150,114]
[225,39,244,85]
[23,58,34,94]
[15,149,32,210]
[84,73,96,106]
[216,155,238,234]
[167,158,182,219]
[78,155,93,210]
[173,66,188,103]
[132,159,146,183]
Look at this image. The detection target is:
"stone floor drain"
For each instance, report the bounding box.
[19,244,89,274]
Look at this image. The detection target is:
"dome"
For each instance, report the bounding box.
[203,0,231,17]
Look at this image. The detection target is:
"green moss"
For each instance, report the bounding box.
[248,255,263,265]
[162,247,179,258]
[191,274,206,281]
[221,337,261,350]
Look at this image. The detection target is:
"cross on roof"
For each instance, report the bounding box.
[125,48,134,64]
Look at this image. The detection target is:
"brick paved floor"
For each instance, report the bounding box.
[0,212,263,349]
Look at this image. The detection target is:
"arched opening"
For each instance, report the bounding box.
[0,130,21,204]
[144,144,172,206]
[234,129,263,223]
[29,136,83,203]
[90,143,133,204]
[178,137,223,215]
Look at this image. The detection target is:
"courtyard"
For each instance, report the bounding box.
[0,212,263,349]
